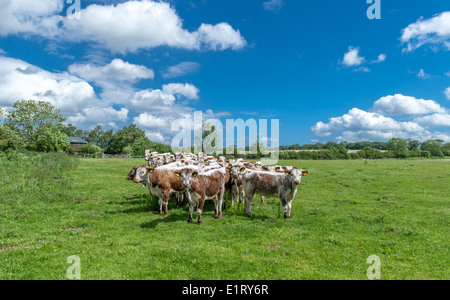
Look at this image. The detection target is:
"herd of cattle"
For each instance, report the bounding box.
[126,151,308,225]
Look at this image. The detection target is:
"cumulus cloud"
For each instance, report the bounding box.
[414,113,450,127]
[445,87,450,100]
[341,47,365,67]
[67,106,129,126]
[311,108,425,138]
[373,53,387,63]
[196,23,247,51]
[0,0,63,37]
[130,89,177,112]
[0,0,247,54]
[312,94,450,143]
[162,83,200,100]
[0,56,97,114]
[372,94,446,116]
[162,62,201,79]
[401,11,450,52]
[68,59,154,84]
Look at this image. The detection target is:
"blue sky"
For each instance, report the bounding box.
[0,0,449,146]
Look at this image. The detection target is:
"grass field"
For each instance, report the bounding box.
[1,155,449,280]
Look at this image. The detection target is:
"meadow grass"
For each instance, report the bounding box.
[0,156,449,280]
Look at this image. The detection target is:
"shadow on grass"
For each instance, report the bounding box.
[140,213,188,229]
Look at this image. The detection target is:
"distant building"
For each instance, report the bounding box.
[68,137,88,151]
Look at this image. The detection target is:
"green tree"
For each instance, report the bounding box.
[107,124,146,154]
[0,125,24,151]
[86,125,113,150]
[421,140,444,157]
[62,123,85,138]
[79,144,104,158]
[5,100,66,151]
[386,138,410,158]
[36,126,69,153]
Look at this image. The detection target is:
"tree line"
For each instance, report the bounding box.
[278,138,450,160]
[1,100,449,159]
[0,100,171,156]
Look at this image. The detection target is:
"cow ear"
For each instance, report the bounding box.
[285,171,291,176]
[193,172,199,178]
[275,167,281,172]
[302,170,309,177]
[244,163,248,167]
[240,167,246,173]
[175,172,181,177]
[226,168,231,173]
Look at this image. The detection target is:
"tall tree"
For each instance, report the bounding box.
[421,140,444,157]
[5,100,67,151]
[386,137,410,158]
[107,124,146,154]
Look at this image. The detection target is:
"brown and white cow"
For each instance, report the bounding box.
[174,168,226,225]
[132,166,197,216]
[241,168,308,219]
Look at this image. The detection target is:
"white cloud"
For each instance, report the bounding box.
[196,23,247,51]
[414,113,450,127]
[0,56,96,114]
[67,107,129,126]
[60,1,246,54]
[354,66,370,73]
[130,89,177,112]
[162,83,200,100]
[373,54,386,63]
[445,87,450,100]
[68,59,154,84]
[311,108,425,138]
[401,11,450,52]
[372,94,446,116]
[312,94,450,142]
[162,62,201,79]
[417,68,430,79]
[0,0,247,54]
[0,0,63,37]
[341,47,365,67]
[263,0,284,12]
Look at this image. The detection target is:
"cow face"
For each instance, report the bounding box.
[227,166,245,182]
[285,168,308,186]
[126,166,138,181]
[175,169,198,190]
[130,166,151,188]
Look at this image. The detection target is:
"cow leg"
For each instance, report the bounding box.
[188,203,194,224]
[163,192,170,216]
[261,196,266,204]
[280,196,288,219]
[214,196,219,218]
[244,192,255,217]
[197,198,205,225]
[287,200,293,218]
[216,187,225,219]
[158,198,163,215]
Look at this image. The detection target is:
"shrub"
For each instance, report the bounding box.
[0,125,24,151]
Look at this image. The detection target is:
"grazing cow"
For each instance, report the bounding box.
[175,168,226,225]
[241,168,308,219]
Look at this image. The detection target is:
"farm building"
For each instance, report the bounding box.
[68,137,88,151]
